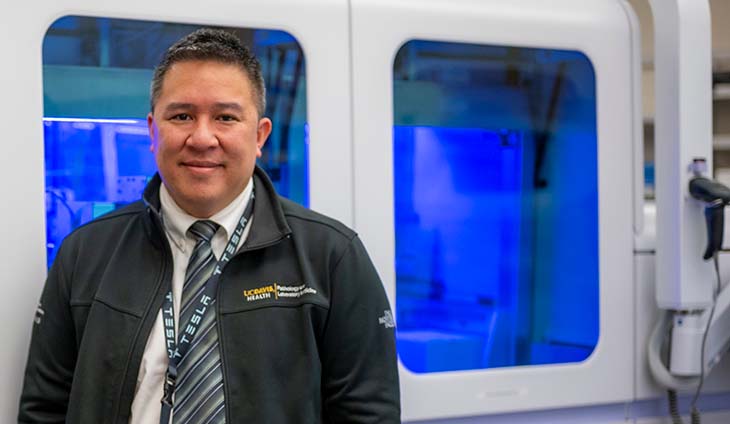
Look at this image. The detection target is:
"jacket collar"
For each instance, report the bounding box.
[143,166,292,250]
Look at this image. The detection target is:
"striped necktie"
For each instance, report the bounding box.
[173,220,226,424]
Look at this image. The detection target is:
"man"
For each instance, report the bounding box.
[19,28,400,423]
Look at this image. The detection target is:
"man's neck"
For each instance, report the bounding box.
[159,179,254,244]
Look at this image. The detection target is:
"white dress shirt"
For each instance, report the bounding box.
[129,180,254,424]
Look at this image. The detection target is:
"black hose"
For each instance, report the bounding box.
[668,389,684,424]
[691,406,701,424]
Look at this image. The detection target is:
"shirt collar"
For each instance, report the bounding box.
[159,179,254,251]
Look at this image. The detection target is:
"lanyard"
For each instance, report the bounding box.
[159,191,254,423]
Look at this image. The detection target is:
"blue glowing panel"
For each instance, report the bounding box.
[393,40,598,372]
[44,118,154,267]
[43,18,309,268]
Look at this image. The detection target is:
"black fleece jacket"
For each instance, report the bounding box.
[19,167,400,423]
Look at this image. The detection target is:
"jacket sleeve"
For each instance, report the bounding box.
[18,245,77,423]
[320,235,401,423]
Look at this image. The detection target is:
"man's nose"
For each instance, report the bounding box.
[188,118,218,149]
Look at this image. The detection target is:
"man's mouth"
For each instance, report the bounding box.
[181,161,222,172]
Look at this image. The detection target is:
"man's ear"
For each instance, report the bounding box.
[256,117,273,158]
[147,113,156,153]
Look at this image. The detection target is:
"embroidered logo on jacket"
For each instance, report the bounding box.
[34,303,45,325]
[379,310,396,328]
[244,283,317,302]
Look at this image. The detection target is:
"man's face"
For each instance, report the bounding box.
[148,60,272,218]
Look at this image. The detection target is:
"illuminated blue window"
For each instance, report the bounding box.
[43,17,308,267]
[393,40,598,372]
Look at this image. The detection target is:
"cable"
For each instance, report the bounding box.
[655,254,722,423]
[691,408,700,424]
[667,328,685,423]
[666,319,685,424]
[687,254,721,424]
[668,389,684,424]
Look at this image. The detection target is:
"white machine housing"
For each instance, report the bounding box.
[351,0,637,420]
[650,0,715,311]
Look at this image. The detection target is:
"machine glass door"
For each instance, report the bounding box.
[392,39,598,374]
[41,17,308,268]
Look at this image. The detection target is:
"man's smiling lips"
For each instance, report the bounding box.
[181,160,223,174]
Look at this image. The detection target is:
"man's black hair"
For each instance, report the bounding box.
[150,28,266,116]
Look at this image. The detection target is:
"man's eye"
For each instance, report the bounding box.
[218,115,238,122]
[171,113,192,121]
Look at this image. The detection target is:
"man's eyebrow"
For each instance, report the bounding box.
[162,102,244,113]
[163,102,195,112]
[212,102,244,112]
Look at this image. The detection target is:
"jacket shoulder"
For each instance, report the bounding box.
[61,201,147,245]
[278,197,356,242]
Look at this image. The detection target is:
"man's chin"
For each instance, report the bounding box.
[174,191,226,218]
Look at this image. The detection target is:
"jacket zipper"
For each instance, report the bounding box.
[115,208,174,422]
[218,232,289,422]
